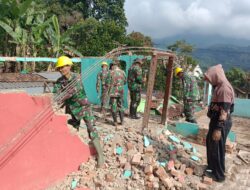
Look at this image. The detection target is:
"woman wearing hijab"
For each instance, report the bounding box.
[204,64,234,182]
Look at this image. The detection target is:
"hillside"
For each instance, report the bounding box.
[153,34,250,71]
[192,45,250,71]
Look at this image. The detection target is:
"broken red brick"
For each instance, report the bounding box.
[196,182,208,190]
[124,162,131,170]
[144,165,153,175]
[174,162,181,170]
[155,167,168,180]
[178,175,185,183]
[146,181,154,189]
[119,157,127,167]
[185,167,194,176]
[153,181,159,189]
[138,143,144,153]
[148,174,155,182]
[171,169,180,177]
[86,171,96,178]
[144,145,154,154]
[167,160,175,170]
[126,142,134,151]
[158,134,165,140]
[162,177,174,188]
[131,153,142,165]
[105,173,115,182]
[143,155,153,165]
[180,164,186,173]
[203,176,213,185]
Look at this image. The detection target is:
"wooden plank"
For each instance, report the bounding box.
[142,53,158,129]
[161,56,174,125]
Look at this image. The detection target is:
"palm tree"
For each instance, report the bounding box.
[44,15,83,71]
[0,0,33,72]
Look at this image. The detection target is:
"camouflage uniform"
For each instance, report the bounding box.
[106,67,126,125]
[128,62,143,118]
[96,68,109,110]
[53,73,97,139]
[182,72,200,123]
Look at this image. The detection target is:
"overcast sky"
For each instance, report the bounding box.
[125,0,250,40]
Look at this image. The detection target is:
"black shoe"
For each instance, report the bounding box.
[119,111,124,125]
[204,170,225,183]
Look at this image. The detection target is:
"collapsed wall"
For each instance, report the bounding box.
[0,92,91,190]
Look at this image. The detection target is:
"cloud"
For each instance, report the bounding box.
[125,0,250,40]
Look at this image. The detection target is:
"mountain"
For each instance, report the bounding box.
[193,45,250,71]
[153,34,250,71]
[153,34,250,48]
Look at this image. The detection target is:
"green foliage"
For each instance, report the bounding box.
[70,18,126,56]
[226,67,246,88]
[0,0,150,73]
[167,40,200,99]
[126,32,153,47]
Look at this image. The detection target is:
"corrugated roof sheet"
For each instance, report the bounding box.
[0,82,45,89]
[36,72,61,81]
[0,73,46,82]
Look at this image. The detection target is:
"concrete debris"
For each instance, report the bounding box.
[48,117,212,190]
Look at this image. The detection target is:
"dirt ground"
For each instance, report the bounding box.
[47,109,250,190]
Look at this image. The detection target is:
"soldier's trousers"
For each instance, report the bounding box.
[184,100,196,122]
[68,105,98,139]
[110,96,124,113]
[101,88,109,110]
[130,90,141,115]
[206,117,232,181]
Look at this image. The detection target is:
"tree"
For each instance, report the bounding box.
[168,40,198,71]
[226,67,246,88]
[70,18,126,56]
[44,15,83,71]
[167,40,200,99]
[126,32,153,47]
[0,0,34,72]
[89,0,128,27]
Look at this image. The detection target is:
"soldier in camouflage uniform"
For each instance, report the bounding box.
[175,67,200,123]
[127,58,145,119]
[96,61,109,118]
[106,60,126,126]
[53,56,104,168]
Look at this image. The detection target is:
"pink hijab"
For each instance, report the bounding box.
[204,64,234,103]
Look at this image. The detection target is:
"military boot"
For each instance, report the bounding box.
[119,111,124,125]
[131,106,140,119]
[91,137,105,168]
[129,104,133,118]
[101,109,107,121]
[68,118,81,131]
[111,112,118,126]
